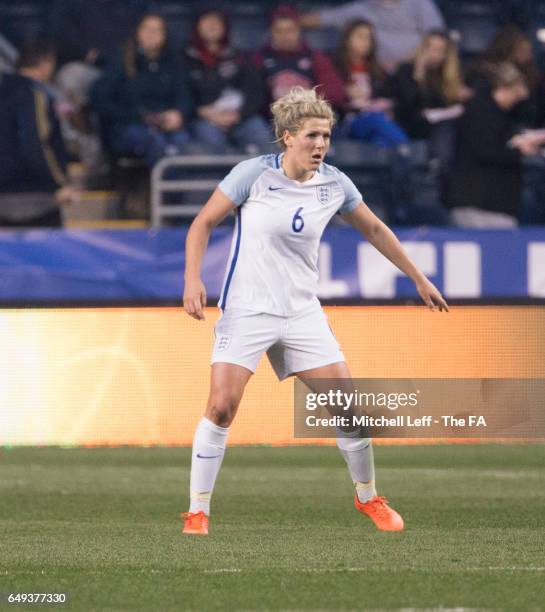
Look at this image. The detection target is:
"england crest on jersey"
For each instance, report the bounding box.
[316,184,332,205]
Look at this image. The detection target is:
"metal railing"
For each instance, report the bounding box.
[150,154,247,227]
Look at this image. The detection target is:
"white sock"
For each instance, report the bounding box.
[188,417,229,516]
[336,430,377,503]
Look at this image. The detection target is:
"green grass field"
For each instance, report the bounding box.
[1,444,544,611]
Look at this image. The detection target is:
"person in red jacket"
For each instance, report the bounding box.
[252,5,346,112]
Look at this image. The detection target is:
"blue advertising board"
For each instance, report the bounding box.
[0,227,544,301]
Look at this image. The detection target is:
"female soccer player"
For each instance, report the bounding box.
[182,86,448,535]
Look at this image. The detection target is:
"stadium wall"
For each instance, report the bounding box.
[1,306,544,446]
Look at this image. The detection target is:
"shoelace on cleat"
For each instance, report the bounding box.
[181,511,205,523]
[367,496,390,516]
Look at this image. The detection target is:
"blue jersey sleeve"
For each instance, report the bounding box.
[218,157,267,206]
[336,171,363,215]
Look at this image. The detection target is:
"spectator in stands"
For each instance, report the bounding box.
[49,0,148,175]
[393,31,470,178]
[50,0,147,98]
[448,63,543,228]
[0,39,77,227]
[301,0,445,73]
[333,19,408,147]
[331,19,419,226]
[184,9,272,153]
[467,26,545,129]
[91,14,193,166]
[253,6,346,111]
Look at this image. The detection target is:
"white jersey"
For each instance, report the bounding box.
[217,153,363,316]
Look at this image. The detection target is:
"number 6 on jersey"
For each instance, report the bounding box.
[292,207,304,233]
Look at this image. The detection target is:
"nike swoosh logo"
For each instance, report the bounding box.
[269,186,284,191]
[196,453,221,459]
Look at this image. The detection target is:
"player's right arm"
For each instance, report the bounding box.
[183,188,236,321]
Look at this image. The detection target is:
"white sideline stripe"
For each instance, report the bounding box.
[397,609,488,612]
[202,567,367,574]
[296,567,367,573]
[308,566,545,573]
[201,566,545,575]
[483,566,545,571]
[10,567,542,576]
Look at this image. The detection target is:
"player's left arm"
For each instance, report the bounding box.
[341,203,449,312]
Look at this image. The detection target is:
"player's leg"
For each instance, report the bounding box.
[268,308,378,505]
[296,361,403,531]
[275,306,403,531]
[183,363,252,534]
[184,310,281,534]
[295,361,377,502]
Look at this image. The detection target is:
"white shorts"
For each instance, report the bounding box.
[211,305,345,380]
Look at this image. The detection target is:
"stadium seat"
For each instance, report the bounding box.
[330,140,449,225]
[508,0,545,29]
[229,4,268,51]
[149,1,195,51]
[0,0,48,46]
[520,155,545,225]
[523,2,545,62]
[328,140,392,219]
[114,156,150,219]
[442,1,505,56]
[329,140,390,169]
[304,27,340,52]
[409,140,439,207]
[443,1,512,55]
[402,141,449,226]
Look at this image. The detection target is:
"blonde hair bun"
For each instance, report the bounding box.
[270,87,336,150]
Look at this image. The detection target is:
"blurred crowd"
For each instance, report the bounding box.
[1,0,545,228]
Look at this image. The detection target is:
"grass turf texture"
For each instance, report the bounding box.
[0,445,544,611]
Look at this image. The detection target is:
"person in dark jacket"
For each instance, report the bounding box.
[253,5,346,112]
[50,0,148,108]
[393,30,471,199]
[185,10,271,153]
[333,19,408,147]
[466,26,545,129]
[91,13,193,166]
[49,0,148,174]
[0,39,76,227]
[448,63,543,228]
[393,31,470,144]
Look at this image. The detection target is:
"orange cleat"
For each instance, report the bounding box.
[354,495,404,531]
[181,511,209,535]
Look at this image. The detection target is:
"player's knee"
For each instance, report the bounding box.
[336,435,371,452]
[206,394,238,427]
